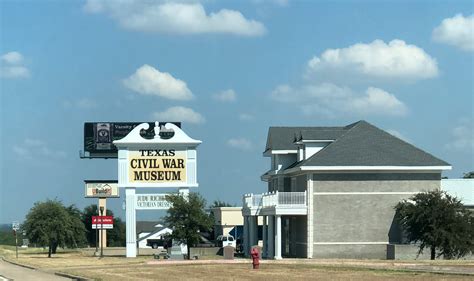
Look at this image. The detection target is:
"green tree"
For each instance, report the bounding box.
[395,190,473,260]
[81,204,126,247]
[64,205,87,249]
[463,171,474,178]
[164,192,213,259]
[210,200,234,208]
[23,199,86,257]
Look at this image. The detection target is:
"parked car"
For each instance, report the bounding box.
[146,238,172,249]
[216,235,236,248]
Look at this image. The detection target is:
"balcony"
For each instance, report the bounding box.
[242,191,308,216]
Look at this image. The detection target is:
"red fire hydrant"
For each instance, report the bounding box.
[251,247,260,269]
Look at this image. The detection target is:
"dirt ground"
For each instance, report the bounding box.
[1,246,473,281]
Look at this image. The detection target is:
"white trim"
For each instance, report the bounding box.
[271,150,298,155]
[314,242,388,245]
[314,192,419,195]
[295,140,335,144]
[300,166,451,171]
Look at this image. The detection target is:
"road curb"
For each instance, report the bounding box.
[1,256,93,280]
[1,256,36,270]
[54,271,94,281]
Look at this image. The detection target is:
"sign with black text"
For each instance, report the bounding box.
[135,194,172,210]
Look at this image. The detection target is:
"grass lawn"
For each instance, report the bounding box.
[1,246,473,281]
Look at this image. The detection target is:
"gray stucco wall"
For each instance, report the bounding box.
[312,172,440,259]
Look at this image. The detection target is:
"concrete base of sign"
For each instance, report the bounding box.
[169,245,184,260]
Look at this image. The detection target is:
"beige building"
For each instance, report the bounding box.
[211,207,244,237]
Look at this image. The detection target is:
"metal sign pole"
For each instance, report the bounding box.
[100,206,104,258]
[15,231,18,259]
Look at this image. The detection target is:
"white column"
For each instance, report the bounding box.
[268,215,274,258]
[178,187,189,200]
[262,216,267,258]
[275,215,282,259]
[125,187,137,258]
[243,215,249,256]
[306,174,314,258]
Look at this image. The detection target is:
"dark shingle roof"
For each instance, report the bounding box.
[297,121,449,167]
[265,126,345,152]
[136,221,162,234]
[265,120,449,168]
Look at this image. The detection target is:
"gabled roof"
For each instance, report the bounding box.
[265,126,345,152]
[136,221,163,234]
[295,121,450,168]
[265,120,450,169]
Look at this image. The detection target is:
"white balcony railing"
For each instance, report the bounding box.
[243,191,307,209]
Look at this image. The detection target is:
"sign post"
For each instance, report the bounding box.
[12,221,19,258]
[114,122,201,258]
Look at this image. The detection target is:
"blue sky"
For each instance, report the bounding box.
[1,0,473,223]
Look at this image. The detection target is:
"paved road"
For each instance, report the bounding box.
[0,259,69,281]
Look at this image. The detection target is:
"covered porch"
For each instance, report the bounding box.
[242,191,308,259]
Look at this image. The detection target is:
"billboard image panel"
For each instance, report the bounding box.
[83,122,181,158]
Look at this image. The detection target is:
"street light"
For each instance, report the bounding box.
[100,206,104,258]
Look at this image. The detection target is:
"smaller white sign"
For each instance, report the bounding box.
[135,194,172,210]
[12,221,19,231]
[85,182,119,198]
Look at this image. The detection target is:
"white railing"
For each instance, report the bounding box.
[244,191,306,208]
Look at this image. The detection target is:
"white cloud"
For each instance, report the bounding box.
[307,39,438,81]
[1,51,30,79]
[433,14,474,51]
[152,106,205,124]
[84,1,266,36]
[123,64,193,101]
[13,139,67,160]
[446,121,474,151]
[213,89,236,102]
[271,83,407,117]
[227,137,253,151]
[239,113,254,121]
[2,51,24,64]
[62,98,98,109]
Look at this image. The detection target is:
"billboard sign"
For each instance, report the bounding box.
[84,181,119,198]
[83,122,181,158]
[92,216,114,229]
[135,194,172,210]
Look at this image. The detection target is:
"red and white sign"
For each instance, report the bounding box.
[92,216,114,229]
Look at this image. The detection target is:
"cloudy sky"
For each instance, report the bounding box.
[1,0,473,223]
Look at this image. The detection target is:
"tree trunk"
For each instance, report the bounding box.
[48,243,52,258]
[187,240,191,260]
[52,241,58,254]
[430,246,436,260]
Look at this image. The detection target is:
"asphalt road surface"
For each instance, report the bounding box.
[0,259,69,281]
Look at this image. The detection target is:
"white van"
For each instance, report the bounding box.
[216,234,236,248]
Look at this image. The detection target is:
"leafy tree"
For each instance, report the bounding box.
[164,192,213,259]
[463,171,474,178]
[81,204,99,247]
[65,205,87,249]
[23,199,86,257]
[107,217,126,247]
[210,200,234,208]
[395,190,473,260]
[81,204,126,247]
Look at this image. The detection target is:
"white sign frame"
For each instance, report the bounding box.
[113,122,201,258]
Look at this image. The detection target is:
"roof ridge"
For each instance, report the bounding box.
[294,121,363,166]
